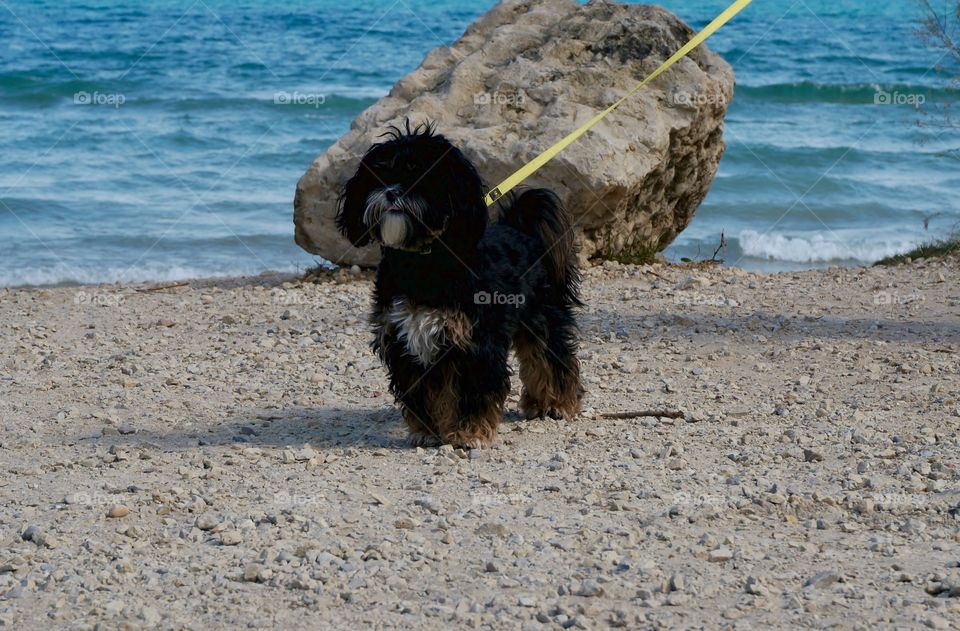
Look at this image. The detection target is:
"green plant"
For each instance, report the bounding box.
[875,237,960,265]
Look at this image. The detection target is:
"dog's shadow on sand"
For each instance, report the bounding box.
[108,406,527,452]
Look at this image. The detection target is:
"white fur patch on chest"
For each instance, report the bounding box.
[384,299,468,366]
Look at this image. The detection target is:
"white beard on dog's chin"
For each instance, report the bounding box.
[379,213,409,248]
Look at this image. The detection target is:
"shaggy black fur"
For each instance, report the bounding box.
[337,122,583,448]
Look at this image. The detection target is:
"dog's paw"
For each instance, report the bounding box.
[406,431,442,448]
[449,437,492,450]
[443,430,495,450]
[520,404,567,421]
[520,395,581,421]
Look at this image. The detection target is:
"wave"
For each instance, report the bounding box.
[736,81,955,104]
[0,261,309,289]
[736,230,921,264]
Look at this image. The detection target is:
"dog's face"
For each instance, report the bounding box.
[336,124,487,252]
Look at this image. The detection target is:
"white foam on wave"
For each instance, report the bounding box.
[737,229,921,264]
[0,262,308,288]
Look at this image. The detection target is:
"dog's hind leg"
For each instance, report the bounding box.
[514,306,582,420]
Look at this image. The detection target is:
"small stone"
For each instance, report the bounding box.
[709,547,734,562]
[139,606,161,625]
[415,495,443,515]
[803,448,824,462]
[669,574,686,591]
[107,505,130,518]
[805,570,841,589]
[244,564,264,582]
[767,493,786,505]
[666,592,691,606]
[745,576,766,596]
[666,458,686,471]
[294,445,317,461]
[220,531,242,546]
[925,615,950,630]
[0,556,26,574]
[394,517,419,530]
[32,532,59,549]
[475,523,508,538]
[195,513,220,531]
[577,579,604,597]
[675,276,709,290]
[22,526,58,549]
[288,574,313,590]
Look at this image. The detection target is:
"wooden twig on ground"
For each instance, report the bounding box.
[601,409,684,420]
[136,281,190,292]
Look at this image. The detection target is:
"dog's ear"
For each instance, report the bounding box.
[336,161,373,247]
[442,145,488,245]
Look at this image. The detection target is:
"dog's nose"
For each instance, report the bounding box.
[385,189,399,203]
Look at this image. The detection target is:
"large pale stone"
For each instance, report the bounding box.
[294,0,735,266]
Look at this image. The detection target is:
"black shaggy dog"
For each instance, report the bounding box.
[337,123,583,448]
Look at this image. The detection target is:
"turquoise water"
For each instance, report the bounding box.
[0,0,957,286]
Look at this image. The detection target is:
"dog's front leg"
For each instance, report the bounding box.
[376,327,442,446]
[442,339,510,449]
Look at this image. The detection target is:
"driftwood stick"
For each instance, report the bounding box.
[602,409,684,420]
[137,281,190,292]
[711,231,726,262]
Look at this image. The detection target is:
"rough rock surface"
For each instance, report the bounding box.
[294,0,735,267]
[2,255,960,628]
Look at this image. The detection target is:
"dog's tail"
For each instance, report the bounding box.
[501,189,582,306]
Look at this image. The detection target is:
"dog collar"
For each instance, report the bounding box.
[389,243,434,255]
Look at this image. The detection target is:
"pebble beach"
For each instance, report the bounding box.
[1,256,958,629]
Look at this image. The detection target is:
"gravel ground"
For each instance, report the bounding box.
[1,257,958,630]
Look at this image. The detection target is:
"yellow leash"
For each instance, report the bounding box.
[483,0,752,207]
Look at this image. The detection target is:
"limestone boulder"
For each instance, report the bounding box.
[294,0,735,266]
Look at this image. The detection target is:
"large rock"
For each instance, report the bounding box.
[294,0,735,267]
